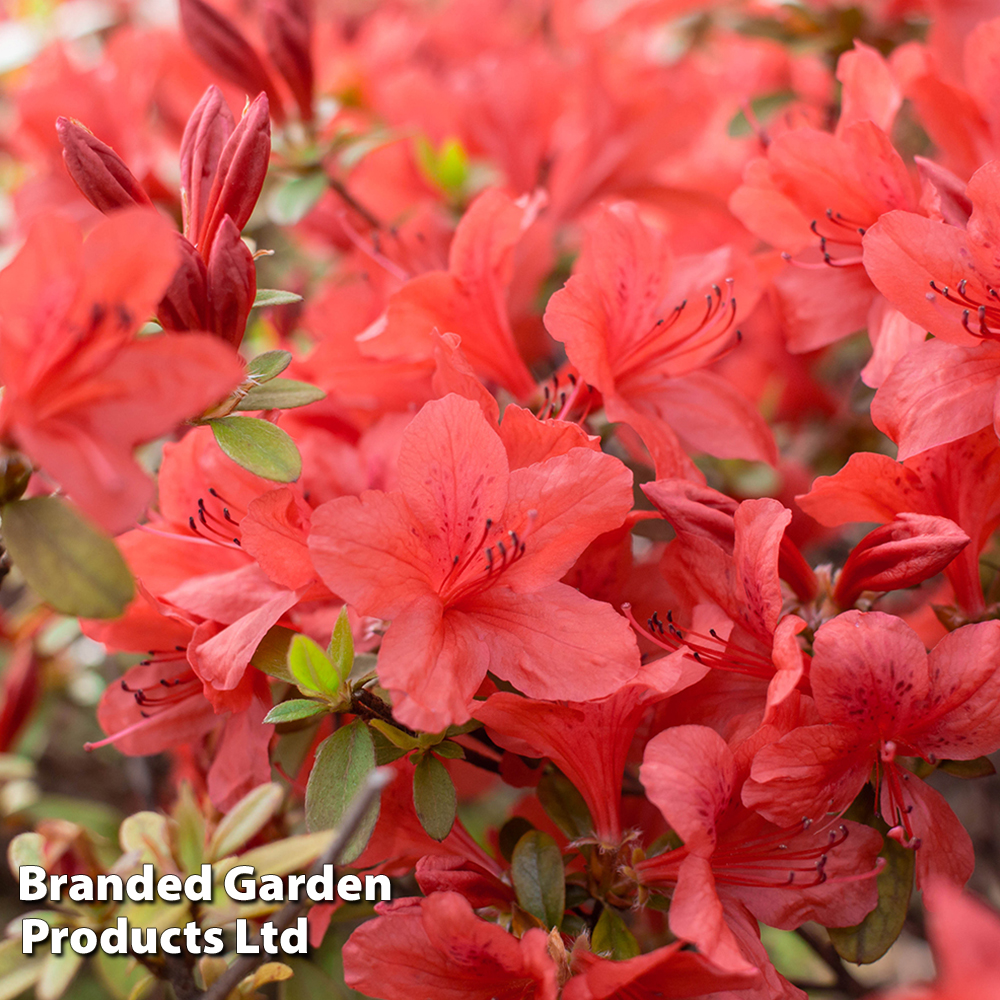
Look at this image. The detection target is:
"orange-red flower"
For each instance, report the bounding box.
[0,210,243,533]
[308,394,640,731]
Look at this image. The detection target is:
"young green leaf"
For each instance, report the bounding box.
[268,171,328,225]
[235,379,326,411]
[412,754,457,841]
[288,633,340,696]
[1,497,134,618]
[511,830,565,930]
[252,289,304,308]
[210,416,302,482]
[368,719,422,751]
[250,626,298,684]
[305,720,379,863]
[207,783,284,861]
[263,699,328,725]
[328,606,354,680]
[592,908,641,960]
[245,350,292,382]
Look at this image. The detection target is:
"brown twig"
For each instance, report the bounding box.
[795,926,868,998]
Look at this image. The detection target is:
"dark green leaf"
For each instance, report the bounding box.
[412,755,456,841]
[431,741,464,760]
[288,633,340,695]
[328,606,354,680]
[371,728,409,766]
[305,720,378,863]
[592,908,641,960]
[245,350,292,382]
[511,830,565,929]
[268,171,328,225]
[264,699,328,724]
[251,626,298,683]
[499,817,535,862]
[1,497,133,618]
[537,768,593,839]
[939,756,996,778]
[211,416,301,482]
[827,832,914,963]
[235,379,326,412]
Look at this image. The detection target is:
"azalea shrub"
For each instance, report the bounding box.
[2,0,1000,998]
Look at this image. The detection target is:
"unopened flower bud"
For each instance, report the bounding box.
[56,117,152,215]
[197,93,271,250]
[157,234,211,333]
[261,0,314,123]
[178,0,284,121]
[180,85,235,243]
[834,513,970,608]
[206,217,256,346]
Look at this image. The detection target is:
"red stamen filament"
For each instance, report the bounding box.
[927,279,1000,343]
[623,604,775,680]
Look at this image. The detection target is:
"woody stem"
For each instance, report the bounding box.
[794,927,867,997]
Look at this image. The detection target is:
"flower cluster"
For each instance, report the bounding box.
[2,1,1000,998]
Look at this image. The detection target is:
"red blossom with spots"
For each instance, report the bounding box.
[308,393,640,731]
[743,610,1000,887]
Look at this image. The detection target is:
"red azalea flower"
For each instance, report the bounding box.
[342,892,559,1000]
[797,429,1000,617]
[0,209,243,533]
[636,723,882,973]
[543,202,774,478]
[743,610,1000,887]
[308,393,640,731]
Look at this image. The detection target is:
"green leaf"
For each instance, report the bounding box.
[368,719,422,751]
[827,831,914,964]
[268,171,328,225]
[328,606,354,680]
[412,754,456,841]
[511,830,565,930]
[939,756,996,778]
[498,817,534,862]
[537,768,593,839]
[235,379,326,412]
[208,783,284,861]
[592,907,641,960]
[38,950,83,1000]
[288,633,340,696]
[211,416,301,483]
[1,497,134,618]
[370,727,409,766]
[245,350,292,382]
[253,289,304,308]
[305,720,379,863]
[264,699,328,724]
[430,740,464,760]
[251,626,298,683]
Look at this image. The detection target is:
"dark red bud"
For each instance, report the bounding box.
[206,216,256,347]
[198,93,271,251]
[56,117,152,214]
[261,0,314,123]
[178,0,284,122]
[179,85,235,243]
[157,234,211,333]
[833,513,970,608]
